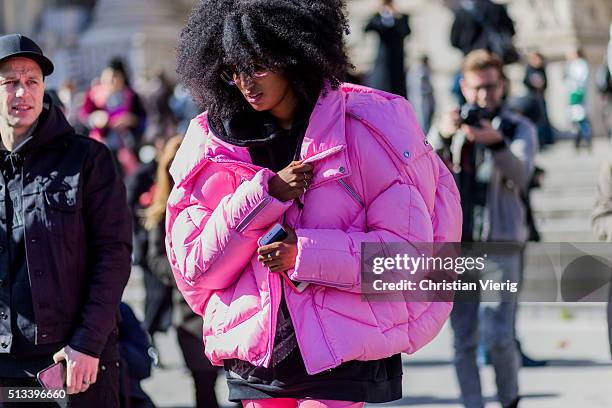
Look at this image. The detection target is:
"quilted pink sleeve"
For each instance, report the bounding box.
[166,166,292,293]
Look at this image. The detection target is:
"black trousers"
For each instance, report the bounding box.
[142,270,173,337]
[0,360,120,408]
[176,327,219,408]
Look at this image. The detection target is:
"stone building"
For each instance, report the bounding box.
[1,0,611,134]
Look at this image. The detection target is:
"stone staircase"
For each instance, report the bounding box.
[521,138,611,312]
[531,138,611,243]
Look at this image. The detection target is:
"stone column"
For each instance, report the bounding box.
[78,0,187,83]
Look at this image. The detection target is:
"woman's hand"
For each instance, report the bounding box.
[257,225,298,272]
[268,161,313,202]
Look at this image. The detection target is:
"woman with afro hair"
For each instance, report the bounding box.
[166,1,462,407]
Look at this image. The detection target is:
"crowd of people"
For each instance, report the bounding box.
[1,1,612,408]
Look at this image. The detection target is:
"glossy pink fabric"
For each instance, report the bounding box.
[242,399,364,408]
[166,84,462,374]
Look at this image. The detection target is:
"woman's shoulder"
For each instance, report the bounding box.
[342,84,432,164]
[170,112,254,195]
[169,113,210,186]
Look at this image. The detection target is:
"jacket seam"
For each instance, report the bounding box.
[310,296,340,370]
[235,196,272,233]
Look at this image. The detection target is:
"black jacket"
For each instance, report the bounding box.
[2,97,132,357]
[450,0,515,56]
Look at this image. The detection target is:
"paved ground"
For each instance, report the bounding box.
[124,138,612,407]
[132,304,611,408]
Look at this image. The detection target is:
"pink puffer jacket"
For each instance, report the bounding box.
[166,84,462,375]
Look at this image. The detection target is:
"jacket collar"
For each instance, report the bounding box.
[171,85,350,188]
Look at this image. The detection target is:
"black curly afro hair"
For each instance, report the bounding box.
[176,0,351,129]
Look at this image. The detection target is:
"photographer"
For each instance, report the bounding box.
[428,50,537,408]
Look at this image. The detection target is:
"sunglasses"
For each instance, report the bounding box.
[220,65,270,86]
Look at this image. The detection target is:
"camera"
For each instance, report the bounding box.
[460,104,492,127]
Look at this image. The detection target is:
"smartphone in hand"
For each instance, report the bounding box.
[37,361,66,390]
[259,223,309,293]
[259,223,289,246]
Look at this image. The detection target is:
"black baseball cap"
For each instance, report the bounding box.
[0,34,54,76]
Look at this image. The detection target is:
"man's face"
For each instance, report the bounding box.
[460,67,505,111]
[0,57,45,134]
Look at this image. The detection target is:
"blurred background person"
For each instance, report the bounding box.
[169,84,201,137]
[80,57,147,176]
[143,71,176,145]
[523,52,554,148]
[124,137,168,366]
[609,22,612,78]
[128,71,181,357]
[608,24,612,139]
[56,78,85,131]
[409,55,436,134]
[118,302,156,408]
[595,52,612,140]
[565,49,592,150]
[364,0,411,98]
[450,0,518,65]
[144,136,221,408]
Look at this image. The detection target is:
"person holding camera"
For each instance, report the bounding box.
[166,1,462,407]
[428,50,537,408]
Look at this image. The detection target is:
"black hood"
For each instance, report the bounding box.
[208,104,313,148]
[209,109,288,148]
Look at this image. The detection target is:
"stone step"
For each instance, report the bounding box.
[524,139,607,239]
[534,215,596,241]
[537,232,595,242]
[532,201,594,215]
[534,211,593,223]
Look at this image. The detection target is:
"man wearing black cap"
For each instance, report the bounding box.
[0,34,131,406]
